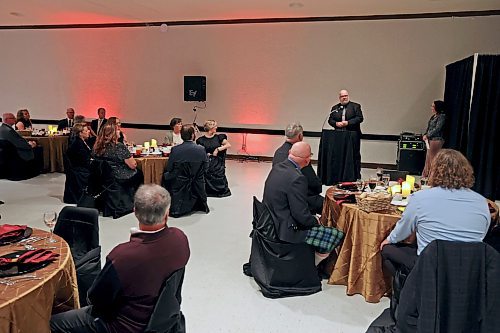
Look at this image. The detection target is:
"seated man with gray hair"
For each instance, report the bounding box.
[273,123,324,215]
[51,184,190,333]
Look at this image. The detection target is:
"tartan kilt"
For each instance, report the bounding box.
[305,225,344,253]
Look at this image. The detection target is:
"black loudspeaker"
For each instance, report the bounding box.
[184,76,206,101]
[398,149,426,175]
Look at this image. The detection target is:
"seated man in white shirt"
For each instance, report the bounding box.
[380,149,491,275]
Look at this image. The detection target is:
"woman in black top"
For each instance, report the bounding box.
[15,109,33,130]
[67,123,92,169]
[196,120,231,197]
[422,100,446,177]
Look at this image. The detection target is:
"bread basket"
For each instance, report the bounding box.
[356,192,392,213]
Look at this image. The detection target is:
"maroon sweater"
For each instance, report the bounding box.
[88,227,190,333]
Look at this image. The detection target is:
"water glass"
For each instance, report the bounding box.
[43,211,57,243]
[382,174,390,187]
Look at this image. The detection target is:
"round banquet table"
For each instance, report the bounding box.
[0,228,79,333]
[134,156,168,185]
[320,187,500,303]
[25,136,69,173]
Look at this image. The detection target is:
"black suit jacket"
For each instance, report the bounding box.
[263,159,318,244]
[328,101,364,133]
[272,141,322,196]
[91,118,107,135]
[67,138,92,169]
[0,123,34,161]
[57,118,74,131]
[165,141,208,174]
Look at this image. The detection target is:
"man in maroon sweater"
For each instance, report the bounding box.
[51,184,190,333]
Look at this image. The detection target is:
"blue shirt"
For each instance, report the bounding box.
[387,187,491,255]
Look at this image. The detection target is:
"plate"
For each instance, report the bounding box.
[0,249,51,277]
[391,199,408,207]
[0,227,33,246]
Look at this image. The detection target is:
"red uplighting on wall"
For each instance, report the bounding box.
[45,11,135,25]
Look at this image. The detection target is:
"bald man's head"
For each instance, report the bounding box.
[339,89,350,105]
[289,141,312,168]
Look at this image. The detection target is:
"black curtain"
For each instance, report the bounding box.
[467,55,500,200]
[443,56,474,153]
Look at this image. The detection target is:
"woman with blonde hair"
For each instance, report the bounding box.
[196,120,231,197]
[380,149,491,275]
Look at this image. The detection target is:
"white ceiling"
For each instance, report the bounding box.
[1,0,499,26]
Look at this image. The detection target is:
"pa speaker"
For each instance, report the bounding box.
[398,149,425,175]
[184,76,206,102]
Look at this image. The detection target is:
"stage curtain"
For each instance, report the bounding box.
[467,55,500,200]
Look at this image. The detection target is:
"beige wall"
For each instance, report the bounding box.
[1,15,499,163]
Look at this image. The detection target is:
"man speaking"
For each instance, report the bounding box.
[318,89,364,184]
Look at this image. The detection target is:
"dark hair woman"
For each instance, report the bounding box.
[196,120,231,197]
[164,117,183,146]
[15,109,33,130]
[422,100,446,177]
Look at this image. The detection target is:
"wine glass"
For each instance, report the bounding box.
[356,179,365,192]
[43,211,57,243]
[382,174,391,187]
[368,177,377,191]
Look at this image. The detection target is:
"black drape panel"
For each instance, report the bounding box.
[467,55,500,200]
[443,56,474,153]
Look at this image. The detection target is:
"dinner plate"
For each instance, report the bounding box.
[391,199,409,207]
[0,227,33,246]
[0,249,51,277]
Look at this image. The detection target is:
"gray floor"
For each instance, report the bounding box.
[0,161,388,333]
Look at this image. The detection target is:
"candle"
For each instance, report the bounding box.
[151,139,157,148]
[391,184,401,195]
[144,141,150,150]
[406,175,415,190]
[402,182,411,197]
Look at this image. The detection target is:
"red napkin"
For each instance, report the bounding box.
[0,249,59,267]
[0,224,27,241]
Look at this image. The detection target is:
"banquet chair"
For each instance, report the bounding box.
[144,267,186,333]
[0,139,40,180]
[367,240,500,333]
[63,153,90,204]
[162,161,209,218]
[248,197,321,298]
[54,206,101,306]
[382,169,410,181]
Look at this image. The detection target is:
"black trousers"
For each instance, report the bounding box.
[50,306,108,333]
[381,243,418,276]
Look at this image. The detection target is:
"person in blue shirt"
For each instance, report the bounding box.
[380,149,491,275]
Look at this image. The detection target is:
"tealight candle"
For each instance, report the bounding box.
[151,139,157,148]
[391,184,401,195]
[406,175,415,190]
[402,182,411,197]
[144,141,150,150]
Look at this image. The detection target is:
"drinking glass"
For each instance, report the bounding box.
[382,174,390,187]
[368,177,377,191]
[43,211,57,243]
[420,177,428,186]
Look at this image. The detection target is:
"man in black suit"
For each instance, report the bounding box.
[57,108,75,131]
[0,113,41,180]
[163,124,209,217]
[328,89,364,179]
[90,107,107,136]
[264,141,319,245]
[273,123,324,215]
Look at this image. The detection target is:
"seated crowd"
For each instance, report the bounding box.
[2,108,497,331]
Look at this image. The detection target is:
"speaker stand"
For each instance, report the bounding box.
[237,133,259,163]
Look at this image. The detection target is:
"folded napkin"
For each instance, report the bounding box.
[0,249,59,267]
[337,182,358,191]
[0,224,27,241]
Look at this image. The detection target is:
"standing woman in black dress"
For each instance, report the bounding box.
[196,120,231,197]
[422,100,446,177]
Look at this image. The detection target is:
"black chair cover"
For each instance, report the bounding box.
[249,197,321,298]
[54,206,101,306]
[144,267,186,333]
[0,139,40,181]
[163,161,209,218]
[63,153,90,204]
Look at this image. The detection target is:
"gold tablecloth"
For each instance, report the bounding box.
[0,229,79,333]
[321,187,500,303]
[26,136,69,173]
[321,187,401,303]
[135,156,168,185]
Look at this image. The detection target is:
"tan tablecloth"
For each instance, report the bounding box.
[135,156,168,185]
[26,136,69,173]
[0,229,79,333]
